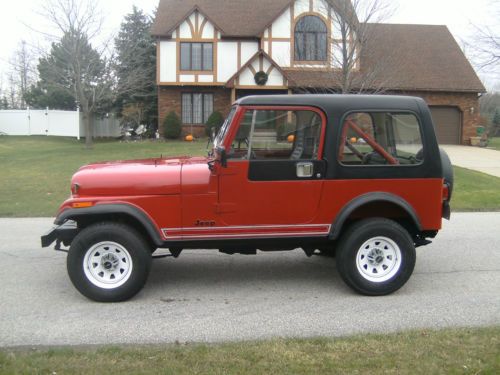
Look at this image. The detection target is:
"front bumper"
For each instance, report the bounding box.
[41,221,79,248]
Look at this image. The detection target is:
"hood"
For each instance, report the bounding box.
[72,156,208,197]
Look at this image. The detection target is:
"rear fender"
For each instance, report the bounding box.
[329,192,422,240]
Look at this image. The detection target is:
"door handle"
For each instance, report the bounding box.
[296,162,314,178]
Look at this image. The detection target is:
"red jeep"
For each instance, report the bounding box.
[42,95,453,302]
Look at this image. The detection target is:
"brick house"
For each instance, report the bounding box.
[151,0,485,145]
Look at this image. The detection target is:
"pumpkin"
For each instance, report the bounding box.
[287,134,295,143]
[185,135,194,142]
[350,137,357,144]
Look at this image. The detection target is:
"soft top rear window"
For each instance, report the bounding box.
[339,112,424,166]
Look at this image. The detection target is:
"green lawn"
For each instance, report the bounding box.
[0,327,498,374]
[0,136,207,217]
[0,136,499,217]
[452,166,500,211]
[489,137,500,151]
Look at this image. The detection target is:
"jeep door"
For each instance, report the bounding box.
[215,106,328,237]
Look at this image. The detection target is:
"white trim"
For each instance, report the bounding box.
[162,232,329,240]
[161,224,332,240]
[164,224,331,231]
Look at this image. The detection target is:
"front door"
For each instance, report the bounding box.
[215,106,329,239]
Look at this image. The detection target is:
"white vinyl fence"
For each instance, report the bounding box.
[0,108,121,139]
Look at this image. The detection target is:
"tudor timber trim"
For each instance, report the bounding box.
[152,0,486,145]
[156,0,353,89]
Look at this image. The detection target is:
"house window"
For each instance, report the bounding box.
[182,93,214,124]
[294,16,327,61]
[180,43,213,71]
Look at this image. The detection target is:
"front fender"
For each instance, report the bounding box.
[54,203,164,246]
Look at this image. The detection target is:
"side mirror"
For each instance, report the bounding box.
[217,146,228,168]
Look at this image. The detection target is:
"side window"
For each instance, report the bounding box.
[339,112,423,166]
[228,109,322,160]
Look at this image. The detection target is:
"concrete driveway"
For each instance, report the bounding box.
[441,145,500,177]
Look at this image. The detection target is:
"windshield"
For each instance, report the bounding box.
[214,107,237,148]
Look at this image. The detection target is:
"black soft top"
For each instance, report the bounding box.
[236,94,427,113]
[237,94,441,181]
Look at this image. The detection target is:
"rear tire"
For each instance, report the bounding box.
[336,218,416,296]
[67,222,152,302]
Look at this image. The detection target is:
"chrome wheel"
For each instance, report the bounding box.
[356,236,402,283]
[83,242,133,289]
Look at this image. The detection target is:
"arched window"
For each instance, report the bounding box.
[294,15,328,61]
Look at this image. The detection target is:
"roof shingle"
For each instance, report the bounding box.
[286,24,485,93]
[151,0,292,37]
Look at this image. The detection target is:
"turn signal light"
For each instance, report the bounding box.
[442,184,450,201]
[72,202,94,208]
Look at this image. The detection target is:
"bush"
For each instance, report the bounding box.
[163,111,182,139]
[205,111,225,138]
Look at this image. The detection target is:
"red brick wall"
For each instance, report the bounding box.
[158,86,232,138]
[394,91,481,145]
[158,86,481,144]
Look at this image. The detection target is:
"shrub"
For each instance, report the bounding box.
[205,111,224,138]
[163,111,182,139]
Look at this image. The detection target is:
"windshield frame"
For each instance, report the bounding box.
[213,106,237,149]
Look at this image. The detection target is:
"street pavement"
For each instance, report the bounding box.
[0,213,499,347]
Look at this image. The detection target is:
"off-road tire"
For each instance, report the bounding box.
[336,218,416,296]
[67,222,152,302]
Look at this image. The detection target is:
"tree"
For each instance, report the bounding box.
[38,0,114,148]
[492,108,500,137]
[294,0,396,94]
[8,41,37,109]
[114,6,157,129]
[0,81,8,110]
[24,82,76,110]
[467,3,499,84]
[0,97,8,110]
[471,25,500,70]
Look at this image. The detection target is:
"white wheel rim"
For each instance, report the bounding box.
[356,236,402,283]
[83,242,133,289]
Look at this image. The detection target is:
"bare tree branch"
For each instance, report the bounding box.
[36,0,114,148]
[293,0,399,94]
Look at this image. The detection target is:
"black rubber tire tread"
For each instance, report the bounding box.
[336,218,416,296]
[67,222,152,302]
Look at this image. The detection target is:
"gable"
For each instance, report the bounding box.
[172,8,218,40]
[152,0,292,37]
[226,51,288,89]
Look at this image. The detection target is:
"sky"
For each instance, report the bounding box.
[0,0,498,92]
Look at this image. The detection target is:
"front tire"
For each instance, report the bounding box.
[67,222,152,302]
[336,218,416,296]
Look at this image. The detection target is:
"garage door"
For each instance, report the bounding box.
[430,107,462,145]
